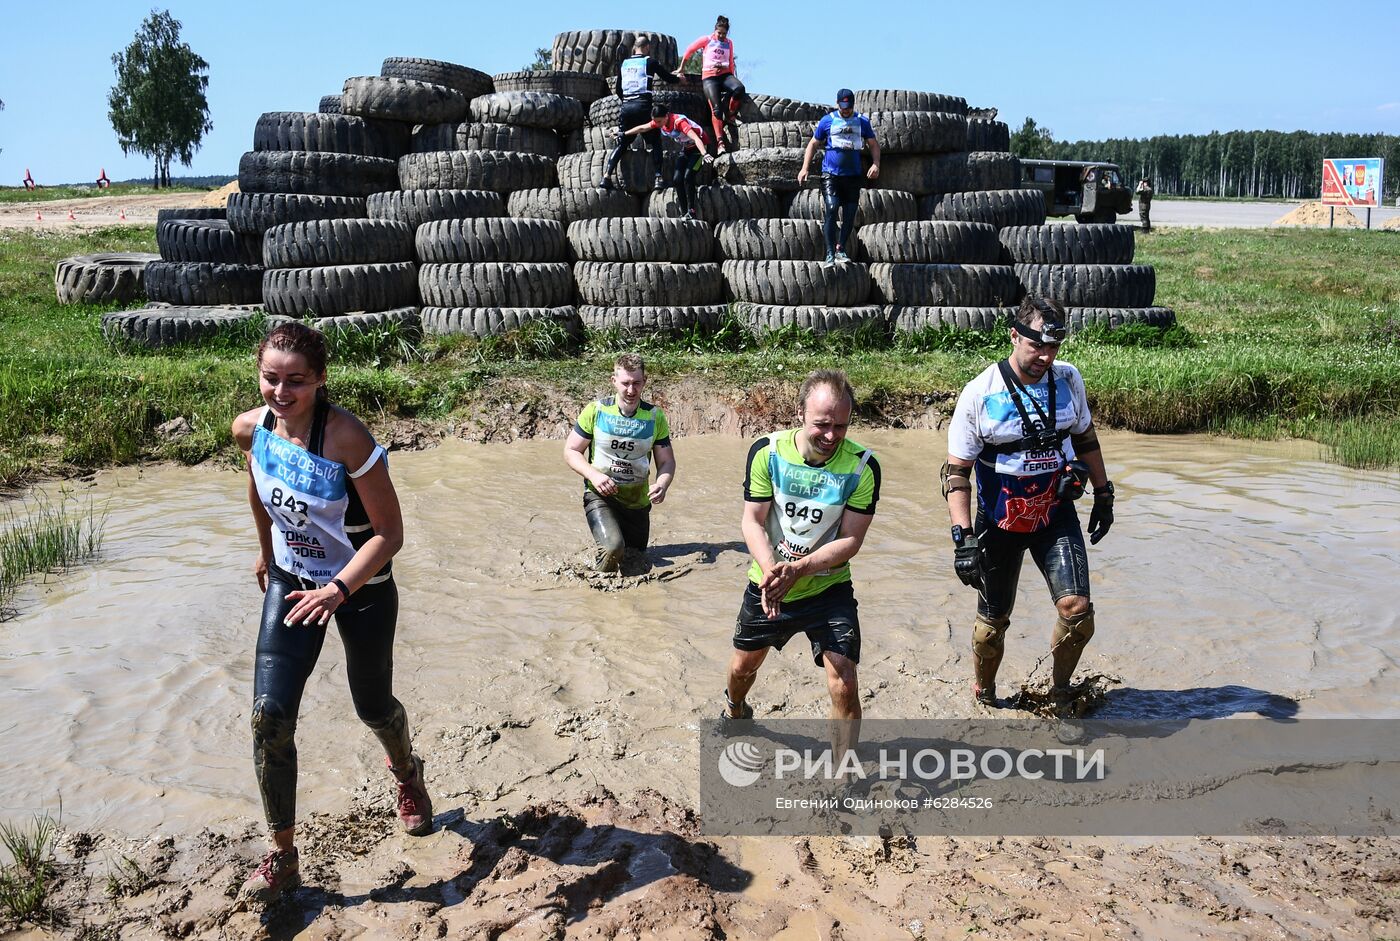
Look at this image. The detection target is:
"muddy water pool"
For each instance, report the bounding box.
[1,430,1396,835]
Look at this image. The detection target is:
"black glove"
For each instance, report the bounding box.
[954,542,984,591]
[1088,489,1114,545]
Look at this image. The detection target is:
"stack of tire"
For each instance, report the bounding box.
[1001,224,1174,331]
[416,216,580,338]
[261,218,420,334]
[718,219,879,334]
[716,95,829,207]
[867,221,1024,333]
[351,61,518,310]
[569,216,725,334]
[903,101,1045,235]
[723,92,931,259]
[840,90,1026,233]
[99,206,267,348]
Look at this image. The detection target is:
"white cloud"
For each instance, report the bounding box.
[1378,102,1400,112]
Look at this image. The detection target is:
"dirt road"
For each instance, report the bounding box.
[0,190,227,230]
[1128,198,1400,229]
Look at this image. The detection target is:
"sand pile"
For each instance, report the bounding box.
[1381,215,1400,231]
[197,179,239,207]
[1274,200,1361,227]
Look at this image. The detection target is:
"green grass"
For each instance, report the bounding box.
[0,226,1397,487]
[0,183,211,205]
[0,494,105,618]
[0,813,57,923]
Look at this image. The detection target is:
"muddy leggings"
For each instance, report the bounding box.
[251,564,412,832]
[583,490,651,571]
[672,149,704,213]
[702,73,748,143]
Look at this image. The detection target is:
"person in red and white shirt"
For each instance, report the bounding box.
[620,105,715,218]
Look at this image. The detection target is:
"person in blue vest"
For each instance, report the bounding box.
[797,89,882,266]
[941,296,1116,709]
[564,353,677,572]
[602,34,684,191]
[230,322,432,905]
[725,370,881,759]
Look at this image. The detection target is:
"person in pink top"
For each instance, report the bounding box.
[682,15,749,154]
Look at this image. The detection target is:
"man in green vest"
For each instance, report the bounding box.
[725,369,881,757]
[564,353,676,572]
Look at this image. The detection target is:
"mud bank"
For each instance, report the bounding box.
[382,376,954,452]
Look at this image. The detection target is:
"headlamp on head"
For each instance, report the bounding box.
[1010,317,1066,345]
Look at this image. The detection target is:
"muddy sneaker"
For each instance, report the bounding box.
[389,754,434,836]
[1046,684,1075,716]
[718,691,754,734]
[237,847,300,905]
[973,683,997,707]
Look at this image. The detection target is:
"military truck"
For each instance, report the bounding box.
[1019,159,1132,223]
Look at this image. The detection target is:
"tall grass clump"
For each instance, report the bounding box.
[0,813,58,923]
[0,495,105,618]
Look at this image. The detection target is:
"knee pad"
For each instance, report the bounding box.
[1053,605,1095,651]
[250,696,295,749]
[972,615,1010,660]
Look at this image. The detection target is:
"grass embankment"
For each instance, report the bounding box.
[0,225,1397,489]
[0,183,209,205]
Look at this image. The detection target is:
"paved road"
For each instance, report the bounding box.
[1128,198,1400,229]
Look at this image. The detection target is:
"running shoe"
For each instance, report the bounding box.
[833,250,851,265]
[389,754,434,836]
[600,177,614,191]
[237,847,300,905]
[718,690,754,734]
[685,207,700,221]
[653,173,666,190]
[973,683,997,706]
[821,252,835,268]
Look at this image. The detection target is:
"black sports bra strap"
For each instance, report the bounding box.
[309,398,329,457]
[261,408,276,431]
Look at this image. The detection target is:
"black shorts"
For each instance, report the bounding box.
[822,173,863,209]
[977,505,1091,621]
[733,580,860,665]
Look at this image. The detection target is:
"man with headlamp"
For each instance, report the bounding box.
[941,296,1115,708]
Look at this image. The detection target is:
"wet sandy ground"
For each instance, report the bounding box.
[2,429,1398,937]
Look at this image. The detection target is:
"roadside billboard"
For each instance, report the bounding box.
[1321,158,1383,207]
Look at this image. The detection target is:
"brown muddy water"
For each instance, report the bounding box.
[1,429,1397,838]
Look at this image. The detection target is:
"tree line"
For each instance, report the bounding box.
[1012,119,1400,202]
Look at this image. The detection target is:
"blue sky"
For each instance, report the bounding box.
[2,0,1398,184]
